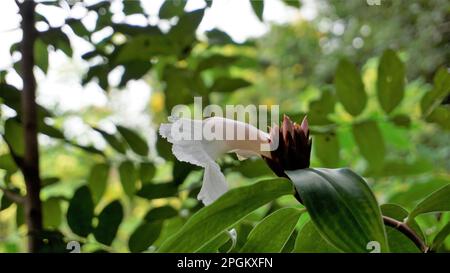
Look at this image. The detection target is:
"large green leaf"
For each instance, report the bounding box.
[408,184,450,222]
[421,67,450,117]
[118,160,137,197]
[116,125,149,156]
[352,120,386,170]
[377,49,405,114]
[425,105,450,130]
[87,163,110,204]
[158,178,294,252]
[287,168,388,252]
[380,204,423,253]
[240,207,304,253]
[144,205,178,222]
[334,59,367,116]
[293,221,341,253]
[93,200,123,246]
[67,186,94,237]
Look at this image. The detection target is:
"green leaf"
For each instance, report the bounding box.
[158,178,294,252]
[66,19,89,38]
[250,0,264,21]
[4,119,25,157]
[136,182,178,200]
[240,207,304,253]
[118,160,137,197]
[334,59,367,116]
[308,89,336,125]
[293,221,341,253]
[197,232,231,253]
[43,197,62,229]
[139,162,156,184]
[408,184,450,222]
[425,105,450,130]
[129,221,163,253]
[116,125,149,156]
[0,153,18,173]
[144,205,178,222]
[377,49,405,114]
[119,60,152,87]
[67,186,94,237]
[314,132,340,167]
[431,222,450,251]
[123,0,144,15]
[159,0,186,19]
[93,128,126,154]
[93,200,124,246]
[287,168,388,253]
[169,9,204,48]
[352,120,386,170]
[34,39,48,73]
[211,77,251,93]
[282,0,301,8]
[380,204,423,253]
[421,67,450,117]
[87,163,110,204]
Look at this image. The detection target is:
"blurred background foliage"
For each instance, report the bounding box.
[0,0,449,252]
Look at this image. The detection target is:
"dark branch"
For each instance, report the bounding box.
[383,215,429,253]
[19,0,43,253]
[0,186,25,204]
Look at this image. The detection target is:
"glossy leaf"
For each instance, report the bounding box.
[431,222,450,251]
[4,119,25,157]
[287,168,388,252]
[241,207,304,253]
[334,59,367,116]
[377,49,405,114]
[158,178,294,252]
[144,205,178,222]
[293,221,341,253]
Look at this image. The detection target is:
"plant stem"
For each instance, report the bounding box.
[19,0,43,253]
[382,215,429,253]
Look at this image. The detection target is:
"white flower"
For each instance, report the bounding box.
[159,116,271,205]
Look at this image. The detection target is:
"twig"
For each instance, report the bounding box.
[383,215,429,253]
[0,186,25,204]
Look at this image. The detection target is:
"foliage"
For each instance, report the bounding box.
[0,0,449,253]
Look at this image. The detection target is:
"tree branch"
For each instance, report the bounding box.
[383,215,429,253]
[0,186,25,204]
[19,0,43,253]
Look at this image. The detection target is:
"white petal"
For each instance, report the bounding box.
[197,162,228,206]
